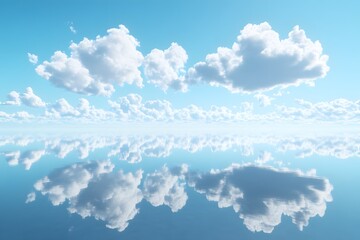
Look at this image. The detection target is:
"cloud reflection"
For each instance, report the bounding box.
[143,164,188,212]
[188,164,333,233]
[2,134,359,171]
[31,159,332,234]
[34,160,143,232]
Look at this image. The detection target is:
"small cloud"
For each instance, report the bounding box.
[69,22,77,34]
[25,192,36,203]
[255,151,273,165]
[27,53,38,64]
[254,93,272,107]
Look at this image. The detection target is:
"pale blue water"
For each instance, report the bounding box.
[0,133,359,239]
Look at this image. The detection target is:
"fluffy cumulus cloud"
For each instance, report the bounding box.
[144,43,188,91]
[278,98,360,121]
[34,160,143,232]
[27,53,38,64]
[254,93,272,107]
[0,87,45,107]
[187,22,329,92]
[0,111,33,121]
[21,87,46,107]
[0,91,21,106]
[36,25,143,96]
[108,93,254,122]
[143,165,188,212]
[188,164,333,233]
[2,88,360,123]
[46,98,115,120]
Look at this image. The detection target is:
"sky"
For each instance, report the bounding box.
[1,0,360,124]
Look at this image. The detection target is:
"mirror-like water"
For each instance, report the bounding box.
[0,133,359,239]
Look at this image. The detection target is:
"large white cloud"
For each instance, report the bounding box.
[187,22,329,92]
[188,164,333,233]
[144,43,188,91]
[143,165,188,212]
[36,25,143,96]
[0,87,45,107]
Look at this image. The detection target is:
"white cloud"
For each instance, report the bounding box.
[25,192,36,203]
[254,93,272,107]
[144,43,188,91]
[143,165,188,212]
[108,93,255,122]
[21,87,46,107]
[69,22,77,34]
[278,98,360,121]
[45,98,115,121]
[1,87,45,107]
[46,98,80,118]
[0,91,21,106]
[187,22,329,93]
[255,151,273,165]
[27,53,38,64]
[36,25,143,96]
[188,164,333,233]
[0,111,34,120]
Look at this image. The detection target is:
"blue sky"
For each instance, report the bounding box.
[1,0,360,123]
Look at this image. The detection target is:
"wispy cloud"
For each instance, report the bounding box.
[27,53,38,64]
